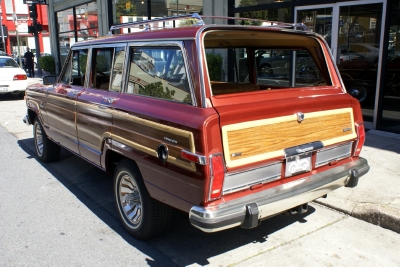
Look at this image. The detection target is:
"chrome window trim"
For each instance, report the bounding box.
[124,41,196,106]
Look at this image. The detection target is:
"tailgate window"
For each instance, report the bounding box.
[255,49,323,87]
[204,30,332,95]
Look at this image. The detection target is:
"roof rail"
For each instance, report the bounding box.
[108,13,309,35]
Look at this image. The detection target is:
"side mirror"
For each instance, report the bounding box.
[43,75,57,85]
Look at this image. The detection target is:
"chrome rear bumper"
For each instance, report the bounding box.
[189,157,369,233]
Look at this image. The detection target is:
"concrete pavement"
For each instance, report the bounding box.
[315,130,400,233]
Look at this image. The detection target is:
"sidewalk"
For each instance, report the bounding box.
[315,130,400,233]
[26,69,49,86]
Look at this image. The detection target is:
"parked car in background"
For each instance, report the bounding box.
[23,14,369,240]
[0,56,28,97]
[339,43,380,63]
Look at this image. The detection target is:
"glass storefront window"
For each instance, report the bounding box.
[112,0,203,33]
[56,2,98,70]
[235,7,291,24]
[297,8,333,48]
[235,0,290,8]
[76,3,98,41]
[380,1,400,133]
[336,3,383,123]
[113,0,144,25]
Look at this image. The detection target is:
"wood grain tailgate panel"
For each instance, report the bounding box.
[222,108,356,168]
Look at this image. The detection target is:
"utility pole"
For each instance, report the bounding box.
[29,3,42,76]
[0,1,4,53]
[11,1,22,68]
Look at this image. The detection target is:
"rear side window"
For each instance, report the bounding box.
[89,48,113,90]
[125,46,192,104]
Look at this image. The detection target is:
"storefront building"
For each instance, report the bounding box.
[47,0,400,134]
[0,0,50,57]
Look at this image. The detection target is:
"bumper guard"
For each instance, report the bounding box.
[189,157,369,233]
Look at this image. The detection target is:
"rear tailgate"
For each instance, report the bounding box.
[211,87,359,193]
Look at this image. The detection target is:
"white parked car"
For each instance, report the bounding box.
[0,56,28,97]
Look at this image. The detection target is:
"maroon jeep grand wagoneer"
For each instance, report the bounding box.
[23,14,369,239]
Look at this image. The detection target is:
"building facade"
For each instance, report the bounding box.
[46,0,399,134]
[0,0,50,57]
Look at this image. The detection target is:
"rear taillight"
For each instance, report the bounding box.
[353,123,365,156]
[209,154,225,200]
[13,74,27,80]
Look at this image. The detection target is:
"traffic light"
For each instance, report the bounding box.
[29,4,37,20]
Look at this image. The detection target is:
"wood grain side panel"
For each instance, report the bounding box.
[222,108,357,168]
[112,111,196,171]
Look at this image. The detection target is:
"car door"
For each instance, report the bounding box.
[76,45,125,167]
[46,48,88,154]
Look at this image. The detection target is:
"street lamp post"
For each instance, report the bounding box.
[13,12,22,67]
[11,0,22,68]
[0,1,5,53]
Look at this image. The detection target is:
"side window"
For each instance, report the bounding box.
[59,50,72,85]
[126,46,192,104]
[66,48,89,86]
[90,48,113,89]
[110,47,125,92]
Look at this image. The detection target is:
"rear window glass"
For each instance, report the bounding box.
[0,58,19,68]
[204,30,331,95]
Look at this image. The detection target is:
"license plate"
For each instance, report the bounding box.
[285,152,312,177]
[0,87,8,91]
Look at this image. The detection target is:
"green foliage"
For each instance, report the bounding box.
[179,18,199,27]
[38,56,56,75]
[139,82,175,100]
[206,53,223,81]
[96,55,109,73]
[238,0,263,25]
[115,0,137,21]
[78,54,88,75]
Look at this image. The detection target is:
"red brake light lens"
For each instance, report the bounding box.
[13,74,27,80]
[354,123,365,156]
[209,154,225,200]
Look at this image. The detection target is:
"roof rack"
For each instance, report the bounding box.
[108,13,309,35]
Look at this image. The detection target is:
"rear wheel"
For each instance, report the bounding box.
[258,64,273,77]
[347,85,368,103]
[113,159,172,240]
[299,66,317,83]
[33,118,61,162]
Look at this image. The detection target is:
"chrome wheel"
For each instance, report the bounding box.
[299,67,317,83]
[33,118,61,162]
[34,121,44,157]
[118,173,142,228]
[113,159,172,239]
[348,86,368,103]
[259,64,272,77]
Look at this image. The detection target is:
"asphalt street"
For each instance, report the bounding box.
[0,93,400,266]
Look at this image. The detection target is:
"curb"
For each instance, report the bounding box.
[314,200,400,234]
